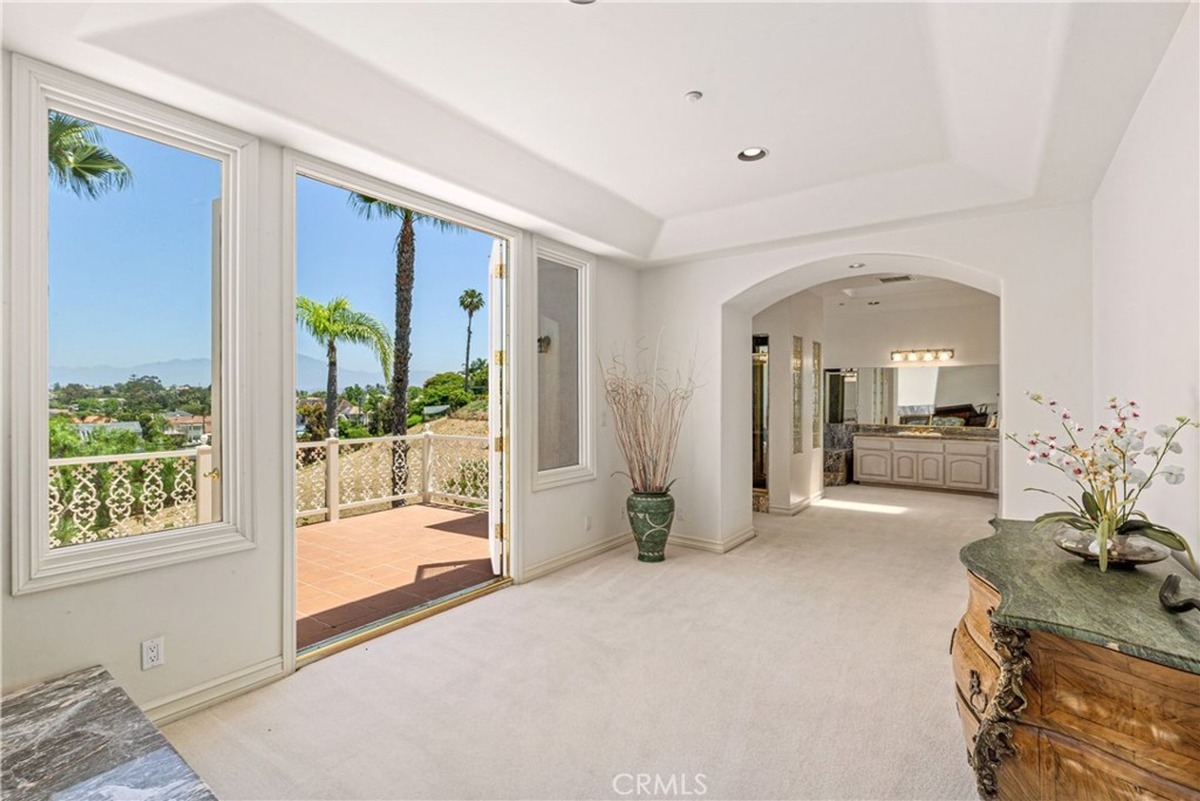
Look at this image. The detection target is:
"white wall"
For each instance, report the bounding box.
[750,290,824,515]
[0,58,640,713]
[935,365,1000,411]
[824,298,999,369]
[1,142,290,714]
[897,367,940,408]
[517,256,640,578]
[790,292,824,510]
[1093,5,1199,558]
[638,203,1093,550]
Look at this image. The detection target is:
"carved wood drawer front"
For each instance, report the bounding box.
[952,617,1000,719]
[1028,632,1200,794]
[954,692,981,757]
[964,571,1002,658]
[1034,727,1200,801]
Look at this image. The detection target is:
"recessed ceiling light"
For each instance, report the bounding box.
[848,263,866,270]
[737,147,768,162]
[867,301,881,306]
[569,0,596,4]
[685,90,703,103]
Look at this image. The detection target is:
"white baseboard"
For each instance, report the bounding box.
[144,657,284,725]
[670,526,757,554]
[520,531,631,583]
[768,492,823,516]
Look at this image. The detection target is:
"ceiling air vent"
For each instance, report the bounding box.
[877,275,913,284]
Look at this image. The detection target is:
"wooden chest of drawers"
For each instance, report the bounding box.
[953,570,1200,800]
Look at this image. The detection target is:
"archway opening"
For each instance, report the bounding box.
[725,252,1003,521]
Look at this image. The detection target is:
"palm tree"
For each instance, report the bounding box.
[458,288,485,392]
[48,111,132,198]
[346,194,465,437]
[295,296,393,437]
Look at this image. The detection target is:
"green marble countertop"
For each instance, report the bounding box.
[961,519,1200,674]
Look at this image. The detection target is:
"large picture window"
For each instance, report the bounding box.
[9,57,256,593]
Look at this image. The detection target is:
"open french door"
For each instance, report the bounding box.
[487,239,508,577]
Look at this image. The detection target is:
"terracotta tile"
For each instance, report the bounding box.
[294,504,499,644]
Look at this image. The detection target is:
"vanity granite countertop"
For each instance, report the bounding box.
[1,665,216,801]
[853,424,1000,442]
[961,519,1200,675]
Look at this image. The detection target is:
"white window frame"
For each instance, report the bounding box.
[532,237,596,491]
[7,55,257,595]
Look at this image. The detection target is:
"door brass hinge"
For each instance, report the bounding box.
[492,261,505,279]
[494,522,505,542]
[493,350,505,367]
[493,436,505,453]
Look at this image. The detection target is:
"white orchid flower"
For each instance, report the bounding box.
[1155,424,1174,438]
[1168,441,1183,454]
[1128,468,1149,486]
[1162,465,1185,485]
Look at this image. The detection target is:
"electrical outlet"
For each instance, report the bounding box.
[141,636,164,670]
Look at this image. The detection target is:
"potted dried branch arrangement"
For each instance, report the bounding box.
[602,346,695,562]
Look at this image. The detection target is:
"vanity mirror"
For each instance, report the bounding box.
[824,365,999,428]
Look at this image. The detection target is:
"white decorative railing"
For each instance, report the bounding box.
[295,426,488,521]
[48,445,217,549]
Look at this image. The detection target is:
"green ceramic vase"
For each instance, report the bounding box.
[627,491,675,562]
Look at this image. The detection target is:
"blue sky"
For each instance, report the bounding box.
[295,175,493,377]
[49,119,493,382]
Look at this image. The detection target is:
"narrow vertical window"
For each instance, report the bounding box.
[533,242,594,488]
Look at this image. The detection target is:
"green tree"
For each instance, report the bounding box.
[346,193,466,437]
[295,296,393,437]
[114,375,170,418]
[458,288,485,392]
[468,357,488,395]
[48,111,132,199]
[421,371,471,411]
[342,384,366,409]
[362,384,391,436]
[49,416,85,459]
[296,402,326,443]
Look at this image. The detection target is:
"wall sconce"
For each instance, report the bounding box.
[537,335,552,353]
[890,348,954,363]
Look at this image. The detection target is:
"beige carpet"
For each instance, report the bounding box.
[164,484,994,800]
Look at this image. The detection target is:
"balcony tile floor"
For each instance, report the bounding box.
[296,504,494,650]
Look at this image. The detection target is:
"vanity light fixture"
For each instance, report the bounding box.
[890,348,954,363]
[738,147,769,162]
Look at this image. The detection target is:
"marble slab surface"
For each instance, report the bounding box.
[853,423,1000,441]
[1,666,216,801]
[962,520,1200,674]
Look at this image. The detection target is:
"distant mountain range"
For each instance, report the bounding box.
[50,357,436,393]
